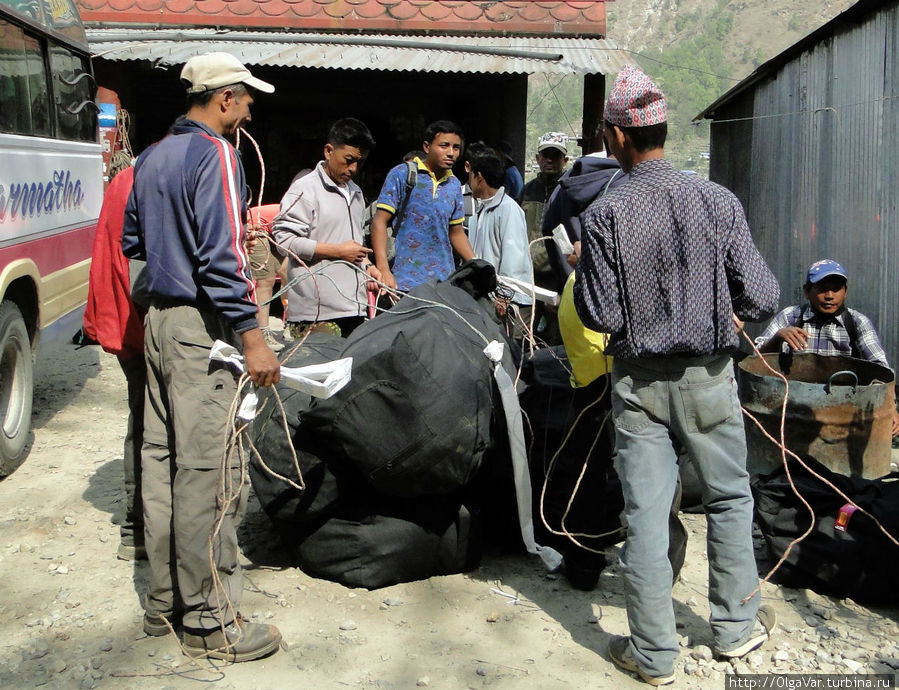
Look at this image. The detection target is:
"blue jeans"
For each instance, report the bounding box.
[612,354,760,676]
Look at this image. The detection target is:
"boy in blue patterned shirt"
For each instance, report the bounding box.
[371,120,474,292]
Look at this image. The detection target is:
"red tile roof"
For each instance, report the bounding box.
[75,0,609,37]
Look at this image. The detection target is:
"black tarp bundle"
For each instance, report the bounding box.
[296,263,514,497]
[752,455,899,604]
[250,260,687,590]
[250,261,513,589]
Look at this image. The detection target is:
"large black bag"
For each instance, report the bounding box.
[751,455,899,604]
[292,496,482,589]
[249,333,362,525]
[298,264,515,497]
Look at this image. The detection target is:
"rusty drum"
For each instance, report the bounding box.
[737,353,895,478]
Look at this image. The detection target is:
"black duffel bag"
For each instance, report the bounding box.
[293,494,482,589]
[519,346,688,589]
[751,455,899,604]
[249,333,361,525]
[297,262,515,497]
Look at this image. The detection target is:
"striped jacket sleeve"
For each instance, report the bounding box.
[192,135,258,333]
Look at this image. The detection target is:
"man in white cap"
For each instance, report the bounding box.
[574,65,780,685]
[520,131,569,343]
[123,52,282,662]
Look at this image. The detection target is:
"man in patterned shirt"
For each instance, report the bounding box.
[756,259,899,435]
[573,65,780,685]
[371,120,475,292]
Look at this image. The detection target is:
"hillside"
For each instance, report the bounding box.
[526,0,856,172]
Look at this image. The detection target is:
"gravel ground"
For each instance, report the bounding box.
[1,338,898,689]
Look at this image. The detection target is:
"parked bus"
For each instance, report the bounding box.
[0,0,101,474]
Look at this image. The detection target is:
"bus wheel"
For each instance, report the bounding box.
[0,301,33,476]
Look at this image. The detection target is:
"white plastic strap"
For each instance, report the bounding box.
[237,392,259,422]
[496,275,560,306]
[210,340,353,401]
[483,341,563,572]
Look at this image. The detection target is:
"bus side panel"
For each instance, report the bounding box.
[0,133,102,347]
[0,133,102,242]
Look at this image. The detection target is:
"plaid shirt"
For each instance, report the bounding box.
[755,305,891,369]
[574,159,779,359]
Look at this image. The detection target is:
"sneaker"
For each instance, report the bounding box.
[608,635,675,686]
[117,542,148,561]
[182,615,282,663]
[143,611,180,637]
[715,605,777,659]
[262,328,285,353]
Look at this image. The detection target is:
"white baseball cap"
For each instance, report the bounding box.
[537,131,568,154]
[180,52,275,94]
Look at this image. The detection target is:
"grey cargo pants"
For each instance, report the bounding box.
[141,303,247,632]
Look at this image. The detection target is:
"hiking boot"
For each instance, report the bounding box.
[143,611,180,637]
[117,542,148,561]
[182,615,282,663]
[262,328,285,353]
[715,605,777,659]
[608,636,675,686]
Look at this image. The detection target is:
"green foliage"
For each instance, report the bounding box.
[525,74,584,164]
[523,7,740,173]
[619,7,735,169]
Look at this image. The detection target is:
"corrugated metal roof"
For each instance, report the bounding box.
[86,28,632,75]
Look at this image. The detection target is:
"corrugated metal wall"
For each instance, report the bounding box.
[710,2,899,366]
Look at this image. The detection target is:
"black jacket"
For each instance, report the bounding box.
[541,156,627,287]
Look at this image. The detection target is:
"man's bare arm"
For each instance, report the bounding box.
[371,209,397,290]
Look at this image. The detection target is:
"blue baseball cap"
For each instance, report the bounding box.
[806,259,847,284]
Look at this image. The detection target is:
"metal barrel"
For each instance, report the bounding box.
[737,353,895,479]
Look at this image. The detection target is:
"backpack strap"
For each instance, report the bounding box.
[842,309,860,359]
[391,160,418,235]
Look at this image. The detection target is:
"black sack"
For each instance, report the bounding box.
[751,455,899,604]
[249,333,363,525]
[519,347,623,556]
[293,496,482,589]
[297,265,515,497]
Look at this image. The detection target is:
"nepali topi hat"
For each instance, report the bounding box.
[604,65,667,127]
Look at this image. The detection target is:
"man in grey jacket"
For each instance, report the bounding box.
[273,118,380,338]
[464,142,533,336]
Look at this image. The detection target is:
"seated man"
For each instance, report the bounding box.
[755,259,899,434]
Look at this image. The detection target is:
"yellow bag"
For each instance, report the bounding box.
[558,272,613,388]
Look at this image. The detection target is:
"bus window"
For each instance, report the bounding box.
[0,17,52,136]
[49,42,94,142]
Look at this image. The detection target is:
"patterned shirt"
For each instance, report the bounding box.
[755,305,890,368]
[574,158,779,359]
[376,157,464,292]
